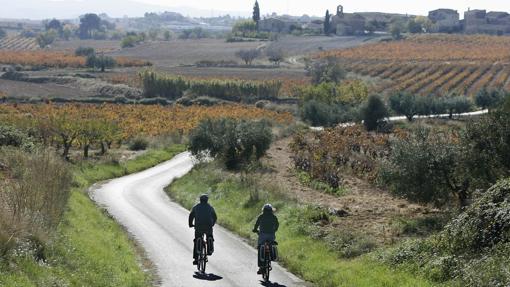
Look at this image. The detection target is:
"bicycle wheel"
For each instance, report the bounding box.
[199,239,207,273]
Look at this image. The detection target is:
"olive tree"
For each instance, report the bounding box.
[189,118,272,170]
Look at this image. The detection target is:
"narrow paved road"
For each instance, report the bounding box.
[92,152,305,287]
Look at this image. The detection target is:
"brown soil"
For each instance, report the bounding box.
[261,137,436,244]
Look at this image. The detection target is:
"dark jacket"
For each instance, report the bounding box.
[253,210,279,234]
[189,202,217,230]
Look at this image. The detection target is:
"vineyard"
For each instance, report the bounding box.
[0,103,292,140]
[0,36,39,51]
[318,34,510,97]
[0,51,150,68]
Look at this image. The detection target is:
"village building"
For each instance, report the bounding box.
[464,9,510,35]
[428,9,461,33]
[329,5,366,36]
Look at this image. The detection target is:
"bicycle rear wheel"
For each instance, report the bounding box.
[198,239,207,273]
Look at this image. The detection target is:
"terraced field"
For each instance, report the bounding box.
[320,34,510,97]
[0,36,38,51]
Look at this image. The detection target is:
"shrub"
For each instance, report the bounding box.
[121,35,142,48]
[475,88,506,110]
[380,126,464,207]
[86,54,116,72]
[36,29,58,48]
[305,56,346,85]
[383,178,510,286]
[189,118,272,169]
[128,137,149,151]
[459,110,510,191]
[362,95,388,131]
[0,125,34,150]
[75,46,95,57]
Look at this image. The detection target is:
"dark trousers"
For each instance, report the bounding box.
[193,228,213,259]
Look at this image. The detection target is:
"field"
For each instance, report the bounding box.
[319,34,510,97]
[0,36,39,51]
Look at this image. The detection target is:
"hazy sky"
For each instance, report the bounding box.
[139,0,510,17]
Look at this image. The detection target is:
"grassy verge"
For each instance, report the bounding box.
[166,162,441,287]
[0,145,185,287]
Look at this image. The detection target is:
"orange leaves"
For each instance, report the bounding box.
[0,51,150,68]
[0,51,85,68]
[0,103,293,140]
[318,34,510,62]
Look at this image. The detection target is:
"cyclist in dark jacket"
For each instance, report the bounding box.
[189,194,217,265]
[252,203,279,274]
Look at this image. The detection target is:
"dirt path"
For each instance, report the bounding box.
[262,137,432,243]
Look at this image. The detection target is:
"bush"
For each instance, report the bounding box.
[380,126,464,207]
[0,125,34,150]
[75,46,95,57]
[36,29,57,48]
[128,137,149,151]
[362,95,388,131]
[382,178,510,286]
[121,35,143,48]
[305,56,346,85]
[189,118,272,169]
[459,110,510,191]
[86,54,116,72]
[475,88,506,110]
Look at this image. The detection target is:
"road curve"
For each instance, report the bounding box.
[92,152,305,287]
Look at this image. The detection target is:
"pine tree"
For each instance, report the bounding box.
[324,10,331,35]
[253,1,261,28]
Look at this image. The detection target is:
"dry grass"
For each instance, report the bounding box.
[0,148,72,254]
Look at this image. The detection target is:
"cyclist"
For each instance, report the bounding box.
[252,203,279,274]
[189,194,217,265]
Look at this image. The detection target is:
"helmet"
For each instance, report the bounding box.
[262,203,273,212]
[199,194,209,203]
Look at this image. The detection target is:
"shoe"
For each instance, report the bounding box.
[257,268,263,275]
[193,260,198,265]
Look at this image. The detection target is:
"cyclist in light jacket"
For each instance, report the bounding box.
[252,203,279,274]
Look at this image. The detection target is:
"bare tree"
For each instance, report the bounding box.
[236,48,260,65]
[266,46,285,66]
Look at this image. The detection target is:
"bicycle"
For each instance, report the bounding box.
[259,240,273,282]
[195,233,208,273]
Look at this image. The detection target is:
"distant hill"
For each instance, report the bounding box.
[0,0,250,20]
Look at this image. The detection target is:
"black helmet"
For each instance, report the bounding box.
[200,194,209,203]
[263,203,273,212]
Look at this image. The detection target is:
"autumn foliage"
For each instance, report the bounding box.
[0,103,292,158]
[0,51,150,68]
[317,34,510,97]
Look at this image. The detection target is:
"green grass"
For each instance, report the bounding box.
[166,163,441,287]
[0,145,186,287]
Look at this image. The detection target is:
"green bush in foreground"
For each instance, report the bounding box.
[381,178,510,286]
